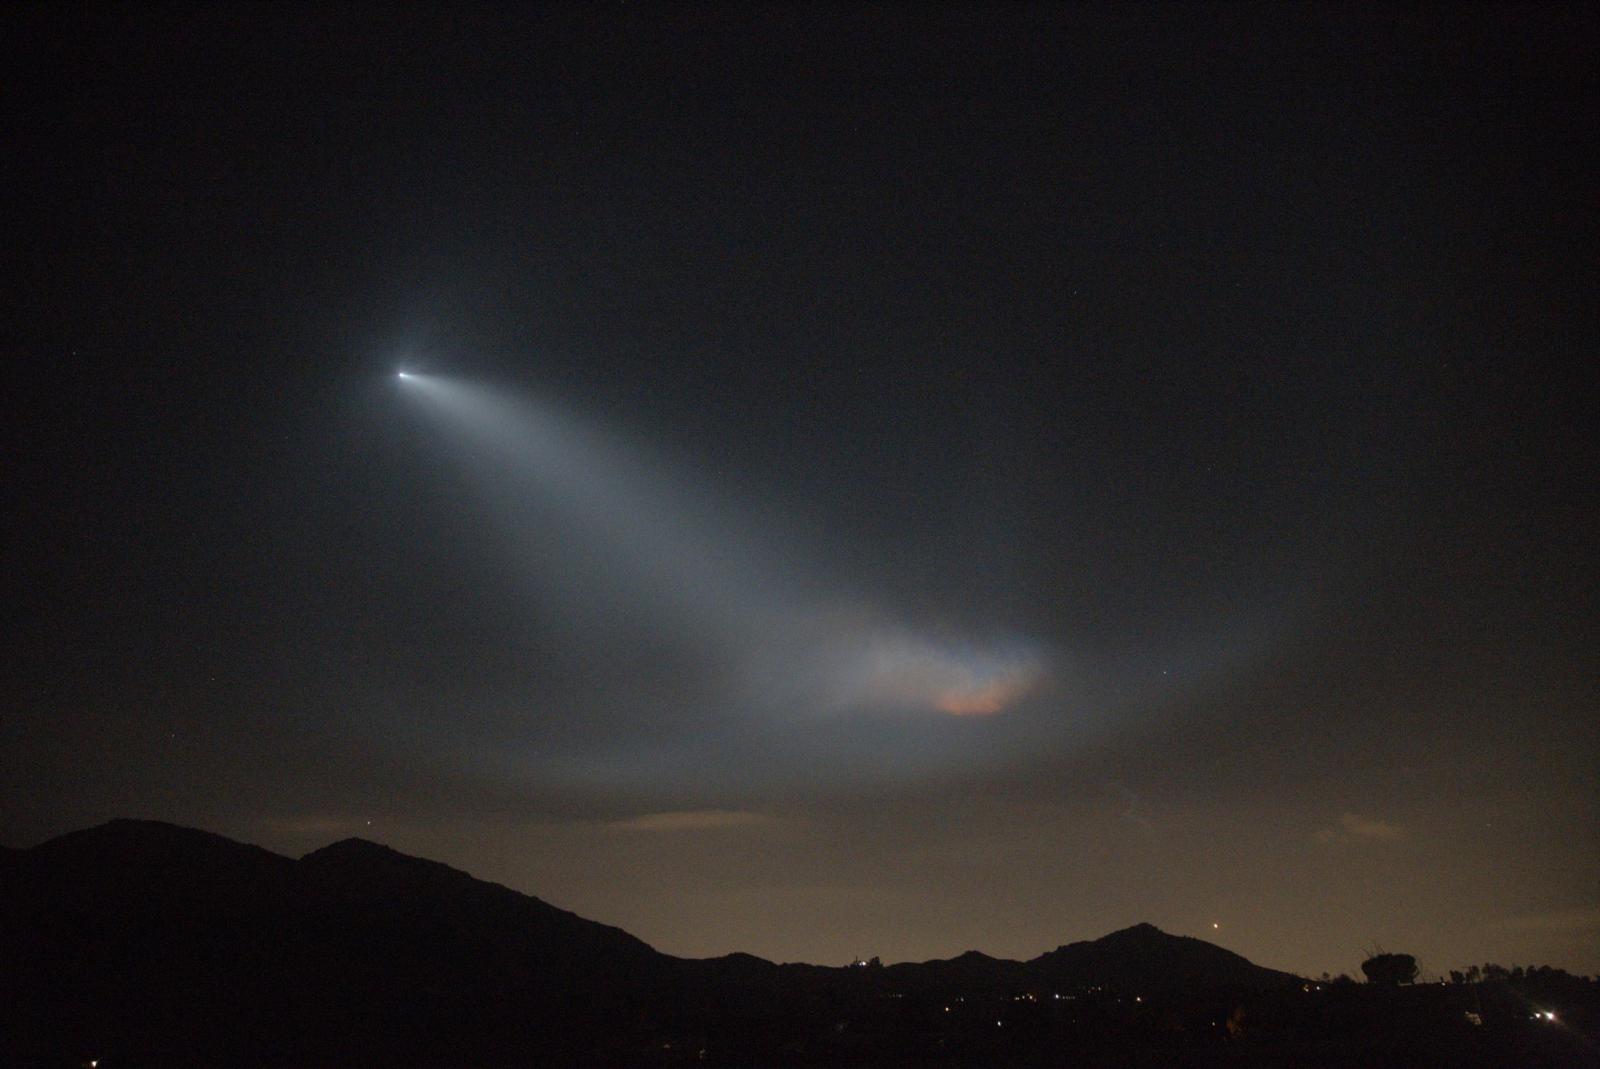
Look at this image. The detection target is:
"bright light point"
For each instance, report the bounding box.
[1212,922,1220,929]
[397,371,413,380]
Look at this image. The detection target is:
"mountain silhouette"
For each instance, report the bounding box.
[1031,921,1291,993]
[2,820,1298,1066]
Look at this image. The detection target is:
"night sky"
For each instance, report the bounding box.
[5,5,1596,978]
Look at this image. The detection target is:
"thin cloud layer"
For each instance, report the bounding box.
[1315,812,1406,844]
[1495,907,1600,933]
[608,810,773,832]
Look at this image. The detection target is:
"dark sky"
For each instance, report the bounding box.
[5,4,1596,977]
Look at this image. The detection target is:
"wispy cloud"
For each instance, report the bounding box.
[1495,907,1600,933]
[1106,781,1152,828]
[1315,812,1406,844]
[607,809,772,832]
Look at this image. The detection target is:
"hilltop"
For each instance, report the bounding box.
[4,819,1591,1067]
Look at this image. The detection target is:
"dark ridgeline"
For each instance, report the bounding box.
[4,821,676,1066]
[3,821,1595,1068]
[1032,923,1286,994]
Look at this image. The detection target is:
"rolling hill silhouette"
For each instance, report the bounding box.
[3,819,1298,1065]
[1033,922,1287,993]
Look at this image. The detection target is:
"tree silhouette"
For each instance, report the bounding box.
[1360,952,1419,985]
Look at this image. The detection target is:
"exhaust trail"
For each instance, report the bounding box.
[395,372,1048,727]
